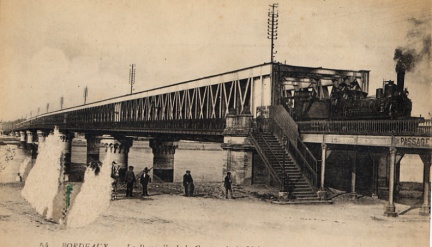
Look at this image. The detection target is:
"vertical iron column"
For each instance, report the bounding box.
[384,147,398,217]
[318,143,328,200]
[420,154,431,216]
[351,151,357,200]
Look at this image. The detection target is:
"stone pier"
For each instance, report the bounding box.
[59,131,74,181]
[149,139,178,182]
[101,135,133,181]
[85,134,102,166]
[26,130,37,159]
[19,131,27,149]
[221,113,254,185]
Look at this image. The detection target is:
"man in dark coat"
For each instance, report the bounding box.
[125,166,136,197]
[140,167,152,196]
[183,170,194,197]
[224,172,233,199]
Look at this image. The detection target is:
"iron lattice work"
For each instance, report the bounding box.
[15,74,257,138]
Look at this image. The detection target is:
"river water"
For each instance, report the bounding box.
[0,138,424,185]
[0,139,424,185]
[72,140,226,183]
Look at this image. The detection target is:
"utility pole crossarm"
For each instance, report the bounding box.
[268,3,279,64]
[129,64,136,94]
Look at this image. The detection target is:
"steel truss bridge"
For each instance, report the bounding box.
[5,62,432,214]
[11,63,379,140]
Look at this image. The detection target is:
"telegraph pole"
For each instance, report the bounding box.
[83,86,88,105]
[268,3,279,63]
[60,96,64,110]
[129,64,136,94]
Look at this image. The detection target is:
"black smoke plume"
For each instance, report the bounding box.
[394,48,415,73]
[393,17,431,73]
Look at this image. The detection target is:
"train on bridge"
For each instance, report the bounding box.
[285,70,413,121]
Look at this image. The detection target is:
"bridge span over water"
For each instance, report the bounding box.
[8,62,432,217]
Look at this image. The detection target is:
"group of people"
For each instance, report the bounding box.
[123,165,152,197]
[114,163,234,199]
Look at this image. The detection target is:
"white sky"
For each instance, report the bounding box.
[0,0,430,121]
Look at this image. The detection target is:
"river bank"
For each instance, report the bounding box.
[0,181,429,247]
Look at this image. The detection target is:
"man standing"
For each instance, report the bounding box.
[125,166,136,197]
[183,170,194,197]
[111,161,120,200]
[140,167,152,196]
[224,172,233,199]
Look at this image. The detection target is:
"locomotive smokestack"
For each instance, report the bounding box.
[396,67,405,92]
[394,48,415,92]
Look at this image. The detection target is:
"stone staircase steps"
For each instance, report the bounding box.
[252,131,321,202]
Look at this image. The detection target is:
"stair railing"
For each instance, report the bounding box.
[249,126,285,189]
[269,106,318,187]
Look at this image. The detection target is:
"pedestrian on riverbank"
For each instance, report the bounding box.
[140,167,152,196]
[224,172,233,199]
[111,161,120,200]
[183,170,194,197]
[125,166,136,197]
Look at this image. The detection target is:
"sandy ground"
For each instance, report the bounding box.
[0,181,430,247]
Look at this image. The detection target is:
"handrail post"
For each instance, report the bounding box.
[282,135,286,192]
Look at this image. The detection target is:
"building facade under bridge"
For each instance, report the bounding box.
[7,62,431,217]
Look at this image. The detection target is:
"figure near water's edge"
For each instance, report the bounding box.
[140,167,152,196]
[111,161,120,200]
[125,166,136,197]
[183,170,194,197]
[224,172,233,199]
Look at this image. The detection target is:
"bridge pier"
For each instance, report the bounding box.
[26,130,38,159]
[221,113,254,185]
[150,139,178,182]
[419,154,431,216]
[34,130,49,159]
[85,134,102,167]
[101,136,133,181]
[19,131,26,149]
[36,130,48,144]
[58,131,74,181]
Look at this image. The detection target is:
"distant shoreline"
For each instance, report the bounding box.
[0,137,222,151]
[72,140,223,151]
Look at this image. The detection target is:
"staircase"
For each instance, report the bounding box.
[251,130,319,201]
[250,105,331,203]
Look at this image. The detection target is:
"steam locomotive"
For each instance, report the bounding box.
[287,71,413,121]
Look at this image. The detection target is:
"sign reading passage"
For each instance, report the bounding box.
[394,136,432,149]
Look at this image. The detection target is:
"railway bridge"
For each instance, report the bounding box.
[8,63,432,216]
